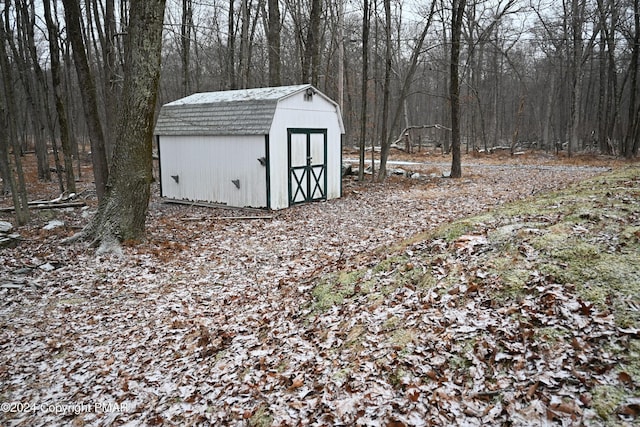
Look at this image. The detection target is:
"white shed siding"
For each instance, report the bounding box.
[268,92,343,209]
[160,135,267,208]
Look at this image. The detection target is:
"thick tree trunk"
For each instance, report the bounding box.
[303,0,322,85]
[239,0,250,88]
[359,0,370,181]
[267,0,281,86]
[181,0,192,96]
[82,0,166,250]
[227,0,237,89]
[376,0,392,181]
[450,0,466,179]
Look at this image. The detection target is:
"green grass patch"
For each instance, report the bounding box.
[309,166,640,423]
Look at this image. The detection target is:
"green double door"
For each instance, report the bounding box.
[288,128,327,206]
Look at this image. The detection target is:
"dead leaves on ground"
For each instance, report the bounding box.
[0,161,636,426]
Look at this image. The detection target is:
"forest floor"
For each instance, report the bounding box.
[0,149,638,426]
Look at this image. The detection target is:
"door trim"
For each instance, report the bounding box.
[287,128,327,206]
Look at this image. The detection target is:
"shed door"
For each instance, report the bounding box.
[288,128,327,206]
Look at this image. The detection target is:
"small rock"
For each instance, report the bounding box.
[0,221,12,233]
[43,220,65,231]
[39,262,56,272]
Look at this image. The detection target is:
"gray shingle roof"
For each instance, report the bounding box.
[155,84,312,136]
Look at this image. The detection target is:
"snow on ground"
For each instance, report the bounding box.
[0,160,610,426]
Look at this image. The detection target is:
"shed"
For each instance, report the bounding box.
[154,84,345,210]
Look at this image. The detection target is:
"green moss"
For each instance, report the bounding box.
[534,327,568,345]
[248,405,273,427]
[372,256,406,274]
[501,268,530,293]
[438,220,476,242]
[382,316,400,331]
[311,270,362,311]
[591,385,626,421]
[530,223,570,251]
[390,328,415,349]
[551,241,600,262]
[336,269,363,285]
[622,339,640,385]
[621,226,640,243]
[419,273,437,289]
[311,281,347,311]
[389,365,412,389]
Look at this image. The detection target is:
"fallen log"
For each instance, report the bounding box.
[181,215,273,221]
[391,124,452,147]
[0,201,86,212]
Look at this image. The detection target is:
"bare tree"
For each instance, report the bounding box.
[302,0,323,85]
[376,0,393,181]
[227,0,237,89]
[0,5,29,224]
[267,0,282,86]
[181,0,193,96]
[450,0,466,178]
[61,0,109,200]
[75,0,166,251]
[8,0,50,182]
[43,0,76,194]
[625,0,640,157]
[359,0,371,181]
[378,1,437,180]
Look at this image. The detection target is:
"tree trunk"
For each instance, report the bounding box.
[81,0,166,250]
[358,0,370,181]
[267,0,281,86]
[181,0,192,96]
[21,0,52,181]
[0,9,29,224]
[43,0,76,194]
[103,0,119,157]
[0,8,30,225]
[378,0,436,179]
[239,0,250,88]
[302,0,322,85]
[542,76,556,151]
[569,0,582,158]
[625,0,640,158]
[227,0,237,89]
[376,0,392,181]
[450,0,466,178]
[62,0,109,201]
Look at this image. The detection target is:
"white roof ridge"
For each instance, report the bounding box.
[165,84,312,106]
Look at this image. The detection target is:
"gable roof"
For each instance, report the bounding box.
[155,84,326,136]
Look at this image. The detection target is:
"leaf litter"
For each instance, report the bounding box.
[0,156,638,426]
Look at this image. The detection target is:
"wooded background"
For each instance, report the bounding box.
[1,0,639,206]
